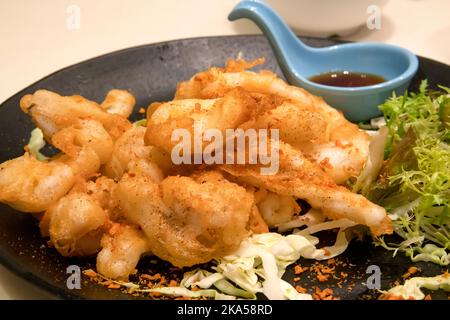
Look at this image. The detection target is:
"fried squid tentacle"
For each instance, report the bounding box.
[115,171,257,267]
[20,89,131,141]
[221,142,392,236]
[175,59,370,184]
[97,223,151,280]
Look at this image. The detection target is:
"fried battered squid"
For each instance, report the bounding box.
[174,59,370,184]
[145,82,391,235]
[0,58,393,283]
[220,142,391,236]
[20,89,131,141]
[115,170,264,267]
[0,120,104,212]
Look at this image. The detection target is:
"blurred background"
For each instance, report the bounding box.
[1,0,449,105]
[0,0,449,299]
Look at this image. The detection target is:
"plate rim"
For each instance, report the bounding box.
[2,34,449,108]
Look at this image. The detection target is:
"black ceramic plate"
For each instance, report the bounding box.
[0,35,449,300]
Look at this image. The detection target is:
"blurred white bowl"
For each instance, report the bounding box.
[265,0,388,37]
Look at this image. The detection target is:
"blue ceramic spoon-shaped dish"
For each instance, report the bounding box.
[229,0,419,122]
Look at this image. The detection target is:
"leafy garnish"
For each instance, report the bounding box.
[132,119,147,127]
[26,128,49,161]
[381,272,450,300]
[368,81,450,265]
[91,222,355,300]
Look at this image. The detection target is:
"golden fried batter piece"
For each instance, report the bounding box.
[69,176,120,219]
[0,118,117,212]
[240,100,330,145]
[224,57,265,72]
[220,141,392,236]
[174,59,370,184]
[39,175,123,257]
[0,153,78,213]
[20,89,131,141]
[145,88,256,155]
[115,170,255,267]
[97,223,151,280]
[44,192,108,257]
[52,119,114,164]
[100,89,135,118]
[103,126,172,180]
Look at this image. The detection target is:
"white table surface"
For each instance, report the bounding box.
[0,0,449,299]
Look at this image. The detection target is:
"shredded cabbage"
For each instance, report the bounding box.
[132,119,147,127]
[143,220,353,300]
[409,244,450,265]
[276,209,324,232]
[359,116,387,131]
[370,116,387,129]
[353,126,388,195]
[26,128,49,161]
[382,273,450,300]
[145,286,238,300]
[295,218,356,236]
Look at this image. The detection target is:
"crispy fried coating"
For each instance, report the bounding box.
[240,100,330,145]
[0,59,393,280]
[45,192,108,257]
[97,223,151,280]
[52,119,114,164]
[69,176,120,220]
[115,170,254,267]
[100,89,135,118]
[103,126,174,180]
[175,60,315,109]
[0,153,77,213]
[220,141,392,236]
[174,59,370,184]
[20,89,131,141]
[255,188,301,227]
[0,118,116,213]
[145,88,256,155]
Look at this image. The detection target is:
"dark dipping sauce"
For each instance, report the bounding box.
[309,71,385,87]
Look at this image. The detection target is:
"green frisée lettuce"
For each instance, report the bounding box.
[26,128,49,161]
[381,80,449,155]
[381,273,450,300]
[132,119,147,127]
[365,81,450,265]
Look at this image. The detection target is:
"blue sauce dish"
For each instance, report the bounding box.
[229,0,419,122]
